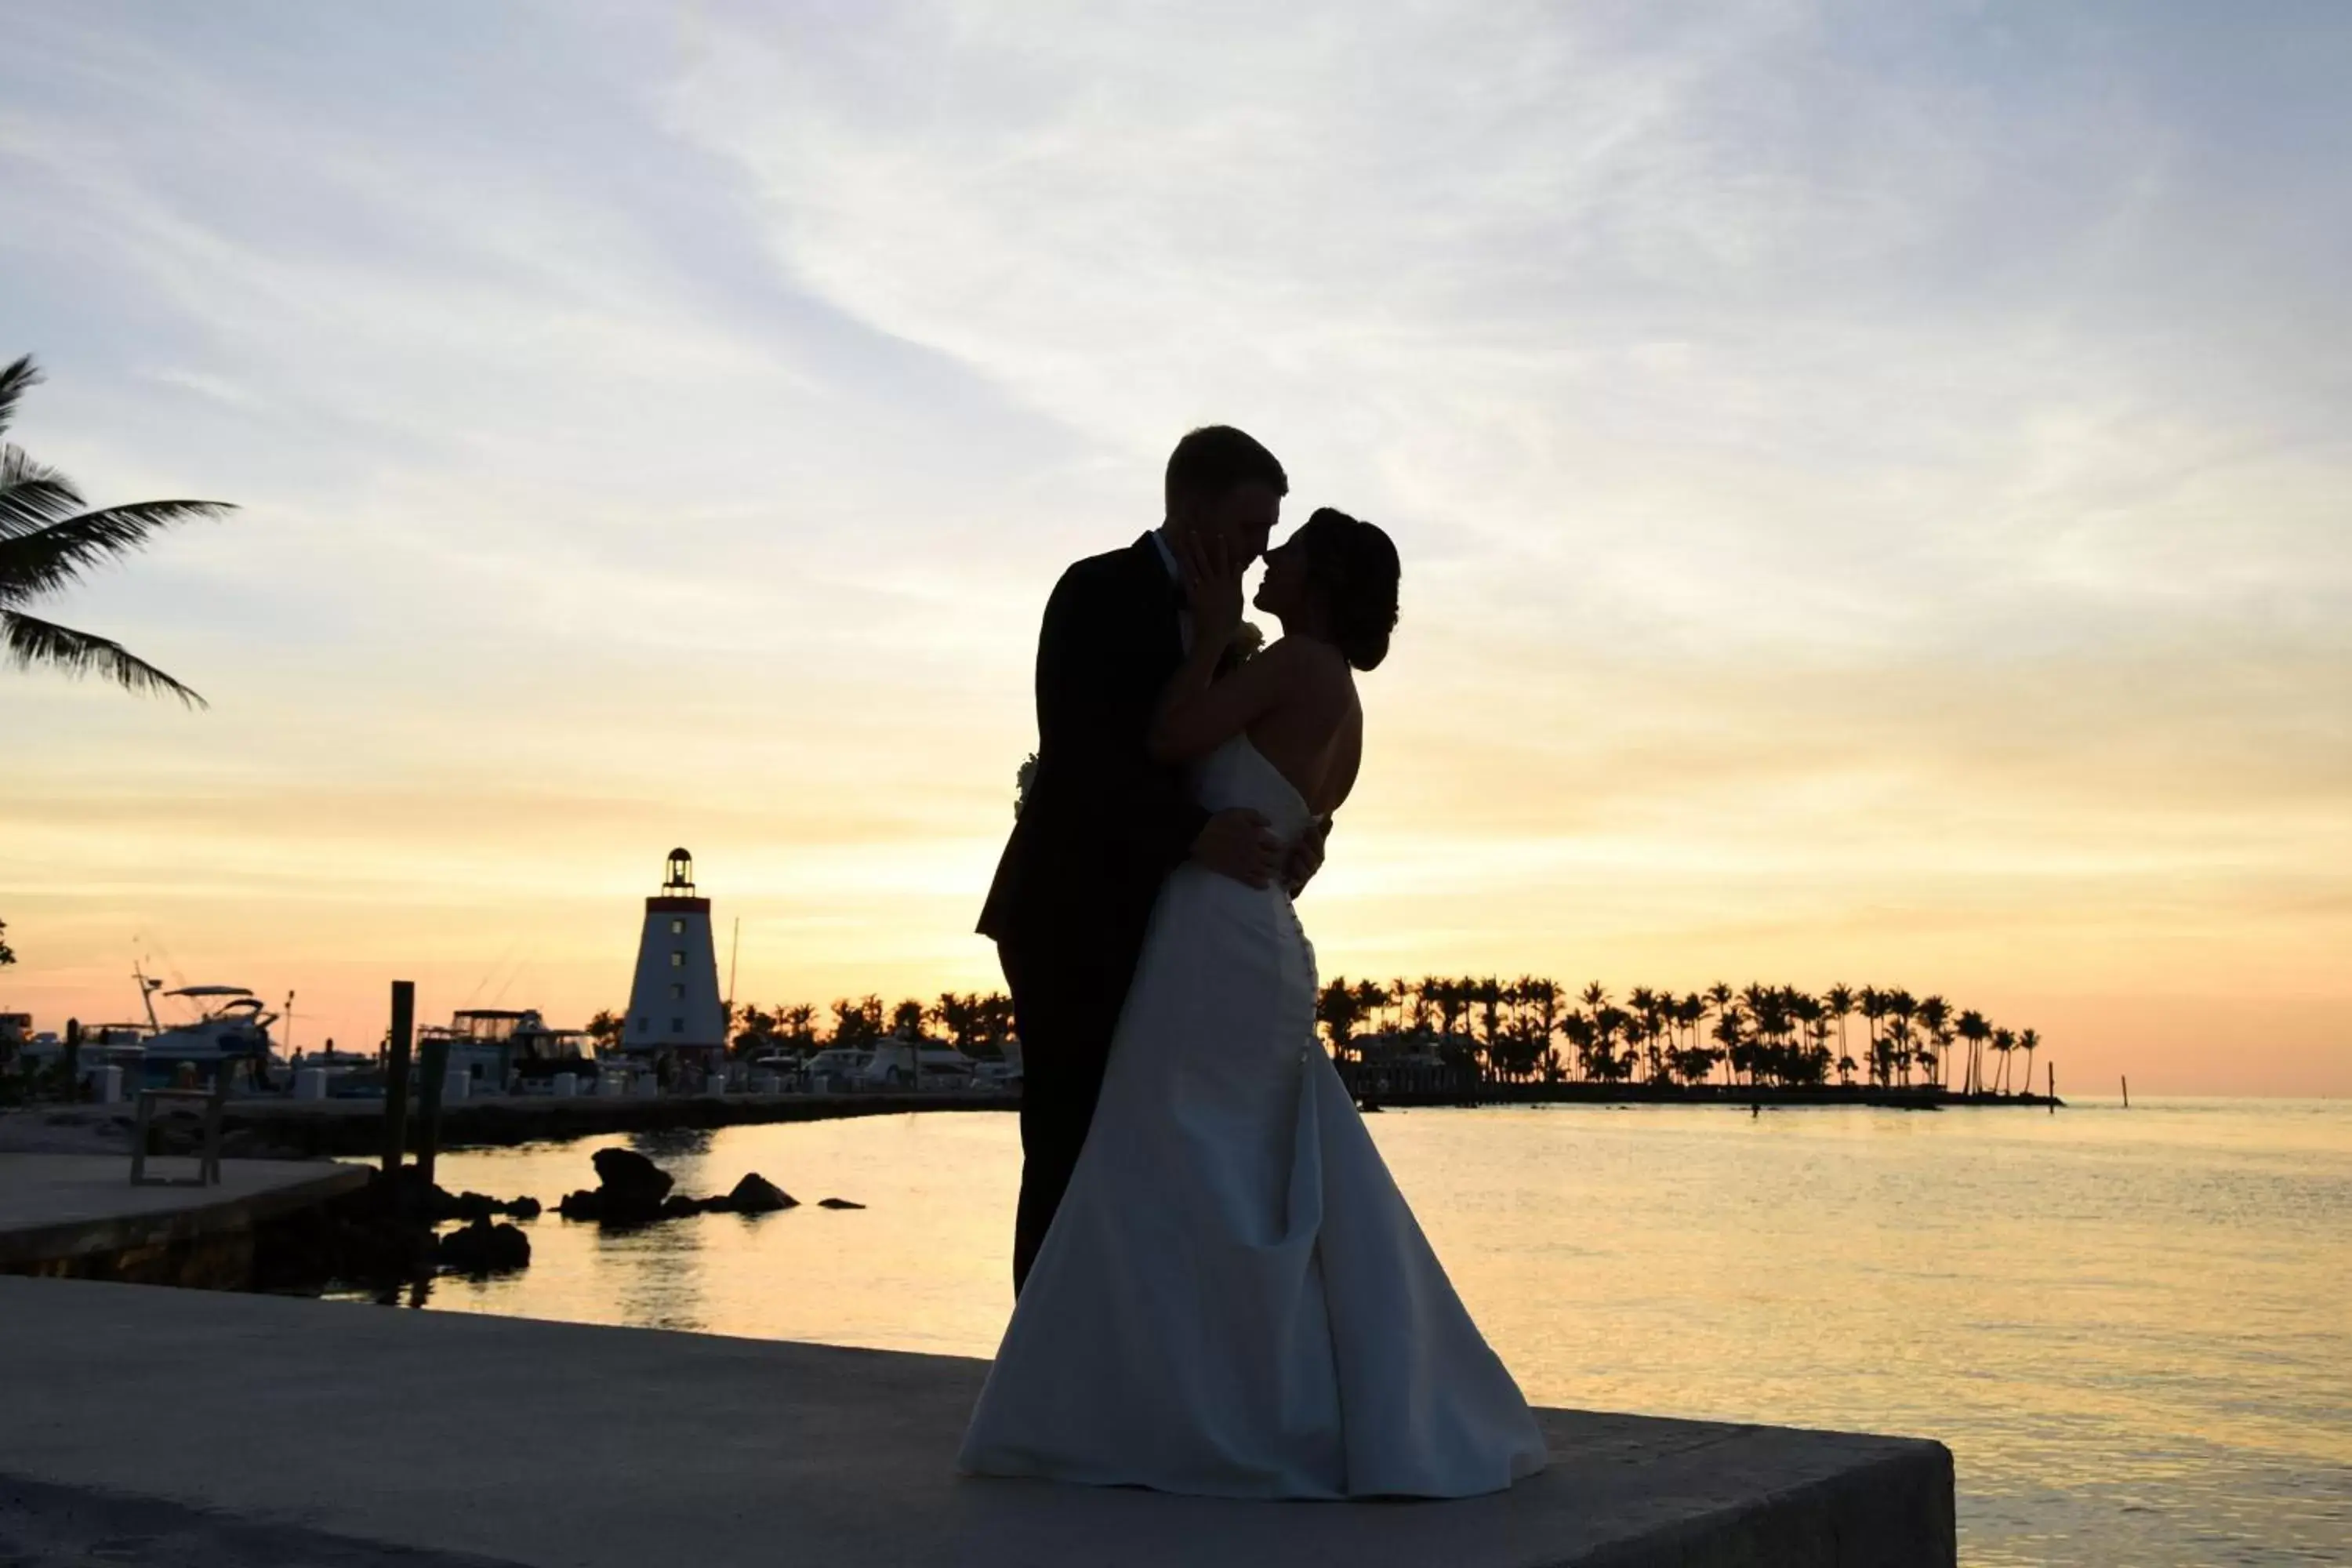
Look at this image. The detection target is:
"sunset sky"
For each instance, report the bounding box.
[5,2,2347,1094]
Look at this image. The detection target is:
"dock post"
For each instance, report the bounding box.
[2048,1062,2056,1113]
[383,981,415,1174]
[416,1032,449,1189]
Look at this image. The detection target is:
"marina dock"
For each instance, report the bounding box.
[0,1276,1954,1566]
[0,1153,367,1286]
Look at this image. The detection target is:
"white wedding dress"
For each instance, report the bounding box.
[959,734,1548,1499]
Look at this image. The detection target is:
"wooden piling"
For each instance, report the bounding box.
[416,1032,449,1189]
[382,981,415,1174]
[2120,1073,2129,1109]
[2048,1062,2056,1113]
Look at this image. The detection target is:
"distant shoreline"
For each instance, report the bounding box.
[5,1078,2062,1164]
[1351,1076,2063,1113]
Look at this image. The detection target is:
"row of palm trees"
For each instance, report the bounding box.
[705,977,2043,1098]
[720,993,1020,1058]
[1317,976,2044,1094]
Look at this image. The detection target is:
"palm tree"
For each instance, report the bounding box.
[1991,1026,2016,1094]
[1352,978,1391,1054]
[1521,976,1562,1081]
[2017,1028,2042,1097]
[1435,978,1471,1046]
[1711,1001,1748,1086]
[2,357,231,704]
[1857,987,1886,1085]
[1915,996,1951,1089]
[1627,986,1658,1080]
[1702,982,1735,1085]
[1884,989,1918,1086]
[1823,983,1856,1082]
[1955,1010,1990,1094]
[1316,978,1367,1062]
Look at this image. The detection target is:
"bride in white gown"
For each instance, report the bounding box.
[959,509,1548,1500]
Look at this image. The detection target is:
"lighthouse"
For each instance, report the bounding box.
[624,848,727,1070]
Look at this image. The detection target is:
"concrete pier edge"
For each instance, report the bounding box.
[1,1276,1955,1567]
[0,1155,368,1282]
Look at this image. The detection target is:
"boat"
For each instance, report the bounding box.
[415,1008,597,1093]
[137,983,281,1090]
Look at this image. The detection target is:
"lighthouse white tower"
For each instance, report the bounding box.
[624,848,727,1069]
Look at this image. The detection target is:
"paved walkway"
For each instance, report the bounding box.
[0,1277,1952,1566]
[0,1155,366,1272]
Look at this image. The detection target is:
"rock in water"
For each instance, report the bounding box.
[590,1146,674,1222]
[557,1188,604,1221]
[438,1216,531,1275]
[725,1173,797,1214]
[817,1197,866,1210]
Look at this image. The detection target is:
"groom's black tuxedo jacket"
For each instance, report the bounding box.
[978,533,1209,1011]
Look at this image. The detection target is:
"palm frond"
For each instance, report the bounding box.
[0,445,89,537]
[0,357,38,441]
[0,498,234,604]
[0,608,206,707]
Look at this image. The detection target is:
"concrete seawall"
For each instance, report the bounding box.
[40,1088,1022,1159]
[0,1277,1954,1566]
[0,1154,368,1287]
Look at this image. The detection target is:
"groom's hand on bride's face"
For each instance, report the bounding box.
[1177,530,1245,644]
[1193,808,1281,889]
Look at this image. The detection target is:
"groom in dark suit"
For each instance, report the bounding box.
[980,426,1320,1292]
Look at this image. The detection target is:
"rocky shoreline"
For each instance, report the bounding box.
[250,1144,842,1297]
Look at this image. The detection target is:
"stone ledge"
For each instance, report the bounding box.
[0,1277,1953,1567]
[0,1155,368,1276]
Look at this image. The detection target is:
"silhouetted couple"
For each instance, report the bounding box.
[964,427,1545,1498]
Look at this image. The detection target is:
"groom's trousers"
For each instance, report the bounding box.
[997,938,1128,1295]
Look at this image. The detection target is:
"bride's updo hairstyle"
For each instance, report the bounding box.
[1293,507,1400,671]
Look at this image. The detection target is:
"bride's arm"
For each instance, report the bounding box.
[1149,638,1298,764]
[1149,532,1290,764]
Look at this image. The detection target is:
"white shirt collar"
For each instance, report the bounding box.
[1150,527,1181,583]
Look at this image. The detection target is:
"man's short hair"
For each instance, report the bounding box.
[1165,426,1287,514]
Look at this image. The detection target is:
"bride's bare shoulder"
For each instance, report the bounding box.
[1259,634,1353,691]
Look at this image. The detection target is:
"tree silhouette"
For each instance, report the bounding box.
[1316,977,1368,1062]
[1,357,232,704]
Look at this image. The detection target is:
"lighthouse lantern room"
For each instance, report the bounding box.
[624,848,727,1069]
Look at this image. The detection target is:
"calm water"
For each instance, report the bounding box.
[379,1099,2351,1566]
